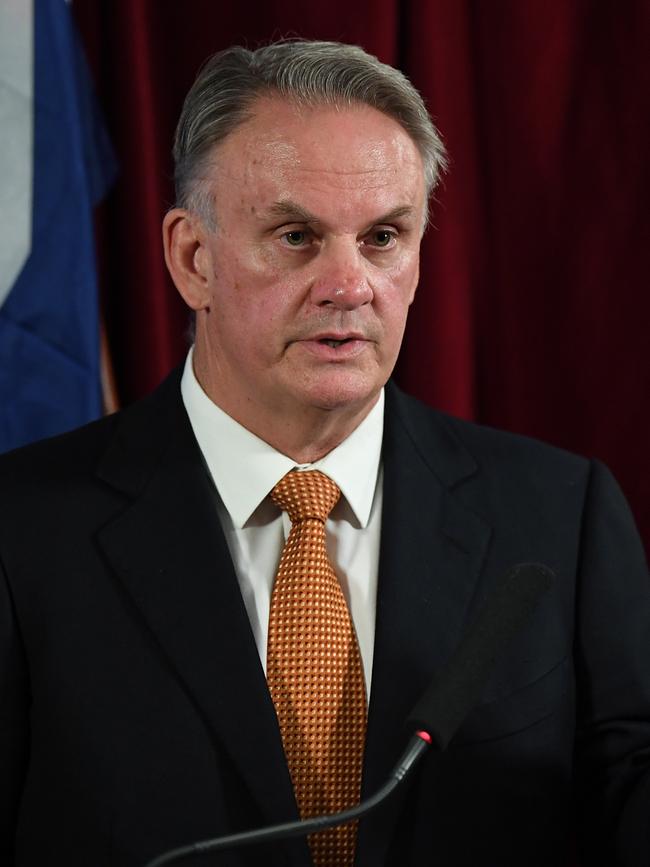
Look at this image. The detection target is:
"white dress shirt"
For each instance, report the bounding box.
[180,349,384,695]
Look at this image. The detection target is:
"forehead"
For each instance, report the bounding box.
[207,96,425,222]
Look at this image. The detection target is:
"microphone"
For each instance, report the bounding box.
[143,562,555,867]
[407,561,555,749]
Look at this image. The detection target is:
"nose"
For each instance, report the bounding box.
[309,241,374,310]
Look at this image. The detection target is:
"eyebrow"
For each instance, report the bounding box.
[267,200,320,222]
[373,205,418,224]
[265,200,419,227]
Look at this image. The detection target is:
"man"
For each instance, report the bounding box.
[1,40,649,867]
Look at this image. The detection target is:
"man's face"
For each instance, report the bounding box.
[190,96,425,428]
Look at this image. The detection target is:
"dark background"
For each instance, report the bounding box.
[73,0,650,552]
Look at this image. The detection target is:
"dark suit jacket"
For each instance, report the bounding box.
[1,371,650,867]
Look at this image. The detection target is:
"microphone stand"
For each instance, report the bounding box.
[144,731,432,867]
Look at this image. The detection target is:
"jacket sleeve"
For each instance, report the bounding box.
[574,460,650,866]
[0,556,30,865]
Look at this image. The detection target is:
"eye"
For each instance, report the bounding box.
[282,230,308,247]
[368,229,396,248]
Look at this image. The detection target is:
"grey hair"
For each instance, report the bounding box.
[173,39,448,224]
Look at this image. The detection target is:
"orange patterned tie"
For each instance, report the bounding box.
[267,470,367,867]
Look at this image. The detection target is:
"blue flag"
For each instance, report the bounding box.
[0,0,117,453]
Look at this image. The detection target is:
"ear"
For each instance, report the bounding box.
[162,208,212,310]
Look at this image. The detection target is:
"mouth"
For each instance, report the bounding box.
[295,333,370,361]
[319,337,355,348]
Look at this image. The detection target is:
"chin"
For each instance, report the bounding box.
[295,371,383,414]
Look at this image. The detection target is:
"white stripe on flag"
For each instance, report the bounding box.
[0,0,33,308]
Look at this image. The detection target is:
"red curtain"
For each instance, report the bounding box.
[74,0,650,552]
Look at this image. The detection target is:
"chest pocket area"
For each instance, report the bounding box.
[452,656,571,746]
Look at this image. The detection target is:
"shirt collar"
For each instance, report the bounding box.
[180,348,383,529]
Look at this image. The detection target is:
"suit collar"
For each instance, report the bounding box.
[383,380,479,490]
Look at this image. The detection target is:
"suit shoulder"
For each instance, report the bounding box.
[445,410,587,477]
[0,412,121,488]
[0,367,183,495]
[388,384,590,486]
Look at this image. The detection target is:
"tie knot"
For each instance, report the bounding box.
[271,470,341,523]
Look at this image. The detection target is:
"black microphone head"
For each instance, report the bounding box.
[407,562,556,750]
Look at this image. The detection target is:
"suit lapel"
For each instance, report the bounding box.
[94,372,305,855]
[356,384,492,866]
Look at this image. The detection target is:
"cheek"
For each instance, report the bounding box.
[216,240,300,300]
[392,251,420,293]
[210,252,305,346]
[377,257,419,312]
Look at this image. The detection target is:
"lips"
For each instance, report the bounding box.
[295,333,370,361]
[320,337,353,348]
[309,332,367,345]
